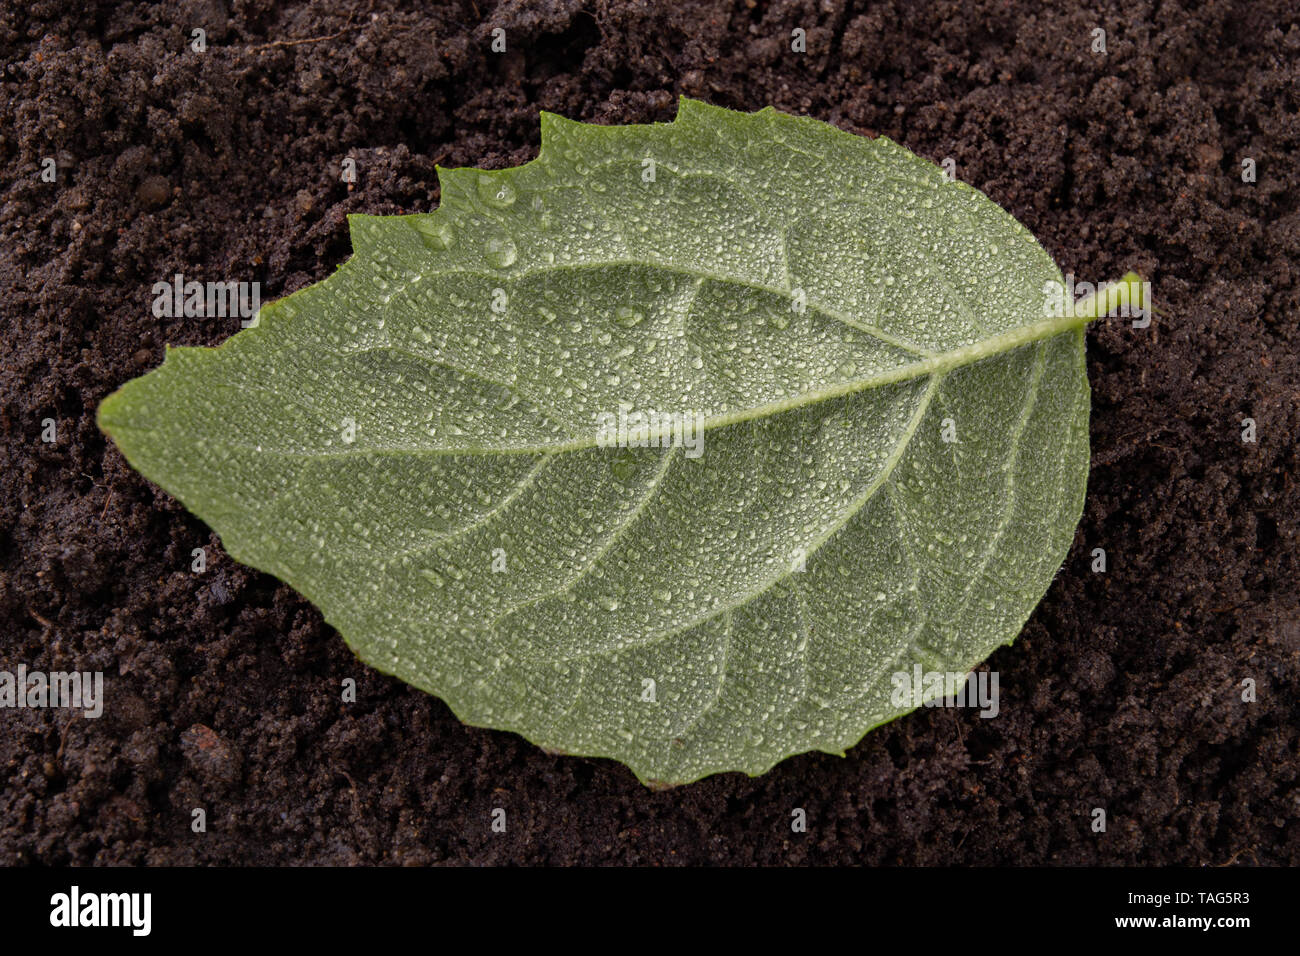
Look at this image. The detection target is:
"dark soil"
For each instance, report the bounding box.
[1,0,1296,865]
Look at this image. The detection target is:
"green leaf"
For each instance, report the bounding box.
[99,98,1099,785]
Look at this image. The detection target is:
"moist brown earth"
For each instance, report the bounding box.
[0,0,1296,865]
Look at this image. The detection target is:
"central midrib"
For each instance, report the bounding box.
[225,310,1087,460]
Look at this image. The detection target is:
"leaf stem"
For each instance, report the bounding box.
[1072,271,1150,322]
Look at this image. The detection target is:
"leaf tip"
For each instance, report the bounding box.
[95,389,121,438]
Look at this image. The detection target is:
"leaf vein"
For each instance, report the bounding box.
[489,445,681,630]
[541,375,942,663]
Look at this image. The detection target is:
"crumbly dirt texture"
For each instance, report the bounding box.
[1,0,1296,865]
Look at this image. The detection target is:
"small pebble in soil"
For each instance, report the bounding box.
[209,579,231,604]
[1194,142,1224,167]
[136,175,172,209]
[180,724,241,787]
